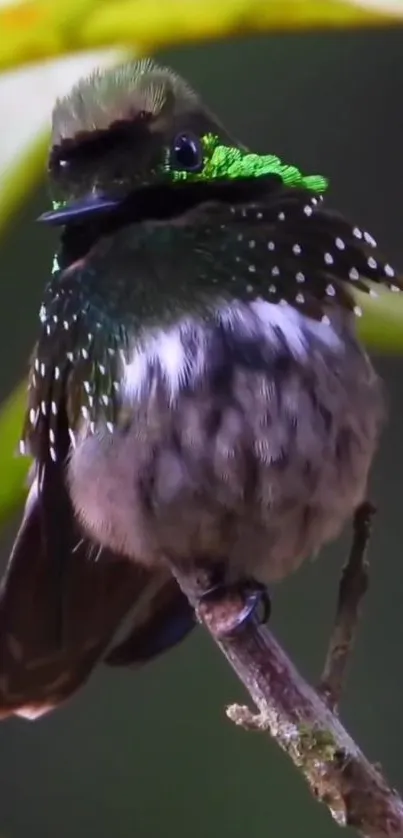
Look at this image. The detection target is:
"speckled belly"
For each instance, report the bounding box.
[67,304,384,584]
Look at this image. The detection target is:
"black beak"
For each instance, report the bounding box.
[37,193,121,226]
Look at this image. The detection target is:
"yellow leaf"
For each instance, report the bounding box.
[0,0,402,73]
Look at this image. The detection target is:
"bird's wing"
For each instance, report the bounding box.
[212,184,403,319]
[0,471,194,721]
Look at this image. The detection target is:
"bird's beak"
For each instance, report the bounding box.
[37,193,121,226]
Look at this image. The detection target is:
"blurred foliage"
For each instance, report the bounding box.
[0,132,49,234]
[1,0,402,74]
[0,0,403,527]
[0,383,29,526]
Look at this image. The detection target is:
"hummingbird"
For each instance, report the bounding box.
[0,58,401,721]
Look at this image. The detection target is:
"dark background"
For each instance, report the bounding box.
[1,30,403,838]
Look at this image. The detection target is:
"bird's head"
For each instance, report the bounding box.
[40,58,247,225]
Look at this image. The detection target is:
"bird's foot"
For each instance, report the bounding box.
[197,580,271,639]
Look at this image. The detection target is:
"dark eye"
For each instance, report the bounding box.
[171,133,203,172]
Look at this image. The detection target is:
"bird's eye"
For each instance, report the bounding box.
[171,133,204,173]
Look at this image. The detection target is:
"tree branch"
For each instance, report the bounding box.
[319,502,375,710]
[167,513,403,837]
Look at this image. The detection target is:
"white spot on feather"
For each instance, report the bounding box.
[364,231,376,247]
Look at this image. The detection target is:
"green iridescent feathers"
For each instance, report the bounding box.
[50,134,328,213]
[52,58,327,196]
[50,57,328,213]
[168,132,328,193]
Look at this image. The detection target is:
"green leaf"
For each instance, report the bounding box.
[357,288,403,352]
[0,382,30,528]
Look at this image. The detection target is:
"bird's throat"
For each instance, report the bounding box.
[57,175,281,268]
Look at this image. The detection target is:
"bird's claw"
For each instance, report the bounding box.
[197,580,271,639]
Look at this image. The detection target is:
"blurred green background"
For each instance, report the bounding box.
[1,29,403,838]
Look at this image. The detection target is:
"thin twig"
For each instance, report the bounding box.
[167,558,403,837]
[319,502,375,711]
